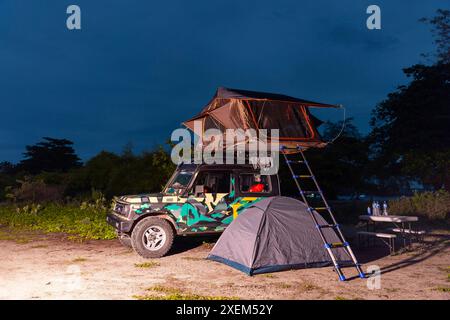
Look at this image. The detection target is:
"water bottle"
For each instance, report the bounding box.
[372,201,378,216]
[367,206,372,216]
[383,201,388,216]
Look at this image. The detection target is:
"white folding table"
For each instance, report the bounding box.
[359,215,419,249]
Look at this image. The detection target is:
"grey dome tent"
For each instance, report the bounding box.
[207,197,352,275]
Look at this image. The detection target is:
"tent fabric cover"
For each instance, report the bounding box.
[207,196,351,275]
[204,87,339,107]
[183,87,339,150]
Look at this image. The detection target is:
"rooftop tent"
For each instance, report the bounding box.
[207,197,351,275]
[183,87,339,150]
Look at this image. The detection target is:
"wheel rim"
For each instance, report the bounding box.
[142,226,166,251]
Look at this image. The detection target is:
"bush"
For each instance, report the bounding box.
[389,190,450,220]
[5,177,65,203]
[0,203,115,240]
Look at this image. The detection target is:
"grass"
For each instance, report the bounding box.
[276,283,292,289]
[134,261,160,268]
[30,244,48,249]
[334,296,348,300]
[72,257,88,263]
[434,287,450,293]
[0,228,34,243]
[0,204,116,240]
[201,241,215,249]
[437,266,450,282]
[15,238,30,244]
[300,281,320,292]
[181,256,204,261]
[133,285,239,300]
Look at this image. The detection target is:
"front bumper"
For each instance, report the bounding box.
[106,212,133,233]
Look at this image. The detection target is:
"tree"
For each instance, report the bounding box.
[308,118,370,199]
[18,137,82,174]
[278,118,371,200]
[420,9,450,63]
[369,10,450,191]
[0,161,16,175]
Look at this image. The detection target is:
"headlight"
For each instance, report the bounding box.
[114,203,130,216]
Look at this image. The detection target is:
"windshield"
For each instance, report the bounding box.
[164,171,193,195]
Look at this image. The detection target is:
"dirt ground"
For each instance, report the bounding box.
[0,226,449,300]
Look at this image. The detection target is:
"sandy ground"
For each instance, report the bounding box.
[0,226,449,300]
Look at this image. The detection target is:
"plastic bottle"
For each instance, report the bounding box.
[372,201,378,216]
[367,206,372,216]
[383,201,388,216]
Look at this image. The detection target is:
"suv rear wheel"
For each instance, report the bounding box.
[131,217,174,258]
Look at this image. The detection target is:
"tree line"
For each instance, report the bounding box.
[0,139,175,202]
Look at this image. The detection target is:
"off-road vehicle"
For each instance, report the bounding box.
[106,163,280,258]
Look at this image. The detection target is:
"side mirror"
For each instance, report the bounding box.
[194,185,205,197]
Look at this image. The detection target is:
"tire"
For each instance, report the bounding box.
[131,217,174,258]
[117,232,132,248]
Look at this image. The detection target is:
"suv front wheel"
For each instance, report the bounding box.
[131,217,174,258]
[117,231,132,248]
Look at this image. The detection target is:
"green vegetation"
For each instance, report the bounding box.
[201,241,215,249]
[434,287,450,293]
[133,285,239,300]
[134,261,160,268]
[369,10,450,193]
[0,139,175,203]
[0,203,115,240]
[300,281,321,292]
[181,256,204,261]
[439,267,450,282]
[276,283,292,289]
[0,228,35,243]
[30,244,48,249]
[389,191,450,221]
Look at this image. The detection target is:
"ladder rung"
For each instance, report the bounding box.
[293,175,312,179]
[316,224,338,229]
[301,190,321,194]
[280,145,301,150]
[287,160,305,164]
[325,242,349,249]
[311,207,329,211]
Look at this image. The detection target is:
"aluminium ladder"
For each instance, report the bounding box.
[280,145,365,281]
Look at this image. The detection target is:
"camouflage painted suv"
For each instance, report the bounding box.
[106,163,280,258]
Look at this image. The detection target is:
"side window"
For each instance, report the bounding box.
[191,171,231,194]
[240,174,272,193]
[213,172,231,193]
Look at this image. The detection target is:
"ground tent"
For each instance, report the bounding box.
[207,196,351,275]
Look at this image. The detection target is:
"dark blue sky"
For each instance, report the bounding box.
[0,1,447,162]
